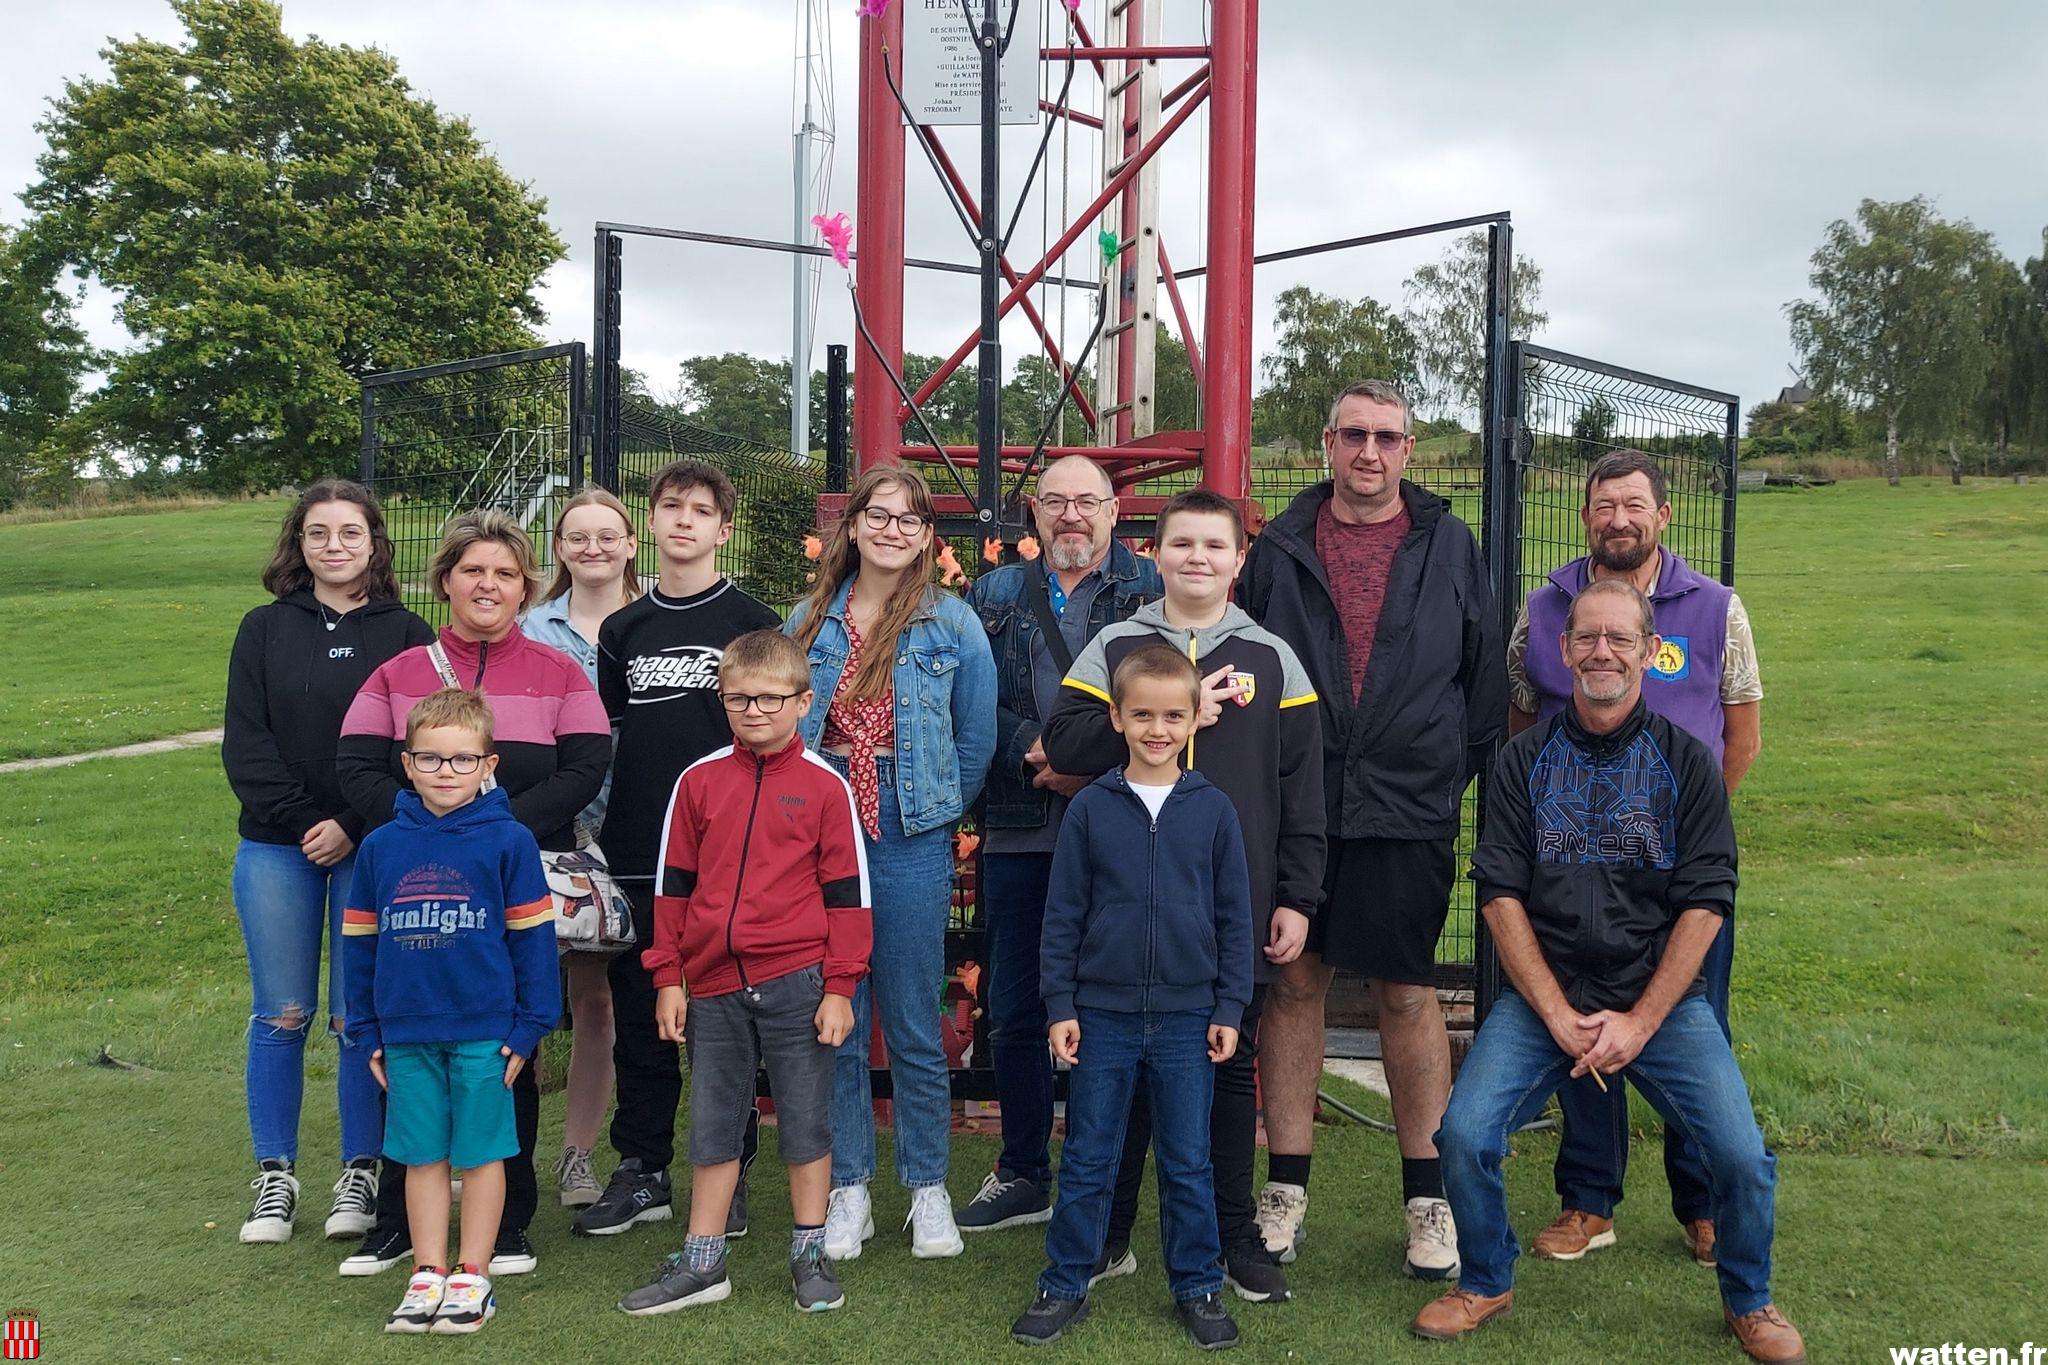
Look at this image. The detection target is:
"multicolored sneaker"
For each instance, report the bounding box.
[429,1269,495,1334]
[384,1268,446,1334]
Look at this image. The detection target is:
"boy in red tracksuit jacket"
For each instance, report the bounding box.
[618,631,872,1319]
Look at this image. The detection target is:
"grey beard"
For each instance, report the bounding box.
[1045,537,1100,573]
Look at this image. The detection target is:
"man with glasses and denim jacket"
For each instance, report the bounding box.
[1236,379,1505,1282]
[958,456,1161,1233]
[1505,448,1765,1272]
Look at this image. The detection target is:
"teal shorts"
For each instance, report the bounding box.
[382,1039,518,1169]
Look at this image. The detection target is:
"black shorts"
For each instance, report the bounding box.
[1306,837,1457,985]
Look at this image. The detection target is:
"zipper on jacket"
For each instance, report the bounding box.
[471,640,488,690]
[1144,801,1159,1015]
[726,753,768,992]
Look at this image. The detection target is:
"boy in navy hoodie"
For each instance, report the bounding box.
[343,689,560,1336]
[1013,645,1254,1352]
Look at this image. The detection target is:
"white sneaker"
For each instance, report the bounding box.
[324,1163,379,1240]
[823,1184,875,1262]
[907,1185,964,1259]
[385,1268,446,1334]
[239,1164,299,1244]
[1255,1181,1309,1263]
[1403,1196,1460,1280]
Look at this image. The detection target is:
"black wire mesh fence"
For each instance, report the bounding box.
[359,344,587,624]
[613,396,823,611]
[1511,343,1739,595]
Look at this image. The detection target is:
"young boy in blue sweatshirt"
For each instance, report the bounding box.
[1013,645,1254,1353]
[343,688,560,1336]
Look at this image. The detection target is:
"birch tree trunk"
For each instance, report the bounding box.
[1885,411,1902,486]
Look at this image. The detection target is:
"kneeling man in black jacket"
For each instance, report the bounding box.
[1415,580,1805,1365]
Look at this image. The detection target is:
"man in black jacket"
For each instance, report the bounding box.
[1235,379,1505,1280]
[1413,580,1804,1365]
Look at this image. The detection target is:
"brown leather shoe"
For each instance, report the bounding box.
[1531,1209,1616,1261]
[1411,1287,1513,1341]
[1725,1304,1807,1363]
[1682,1217,1718,1267]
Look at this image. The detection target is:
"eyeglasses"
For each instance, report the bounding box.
[561,531,629,551]
[1034,493,1108,518]
[1567,630,1645,655]
[405,751,488,773]
[720,691,804,714]
[302,527,369,548]
[859,507,929,536]
[1331,427,1411,453]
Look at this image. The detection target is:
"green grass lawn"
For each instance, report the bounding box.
[1,479,2044,1361]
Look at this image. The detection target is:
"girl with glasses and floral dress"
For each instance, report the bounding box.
[784,466,996,1263]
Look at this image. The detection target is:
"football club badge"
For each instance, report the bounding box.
[1227,670,1257,706]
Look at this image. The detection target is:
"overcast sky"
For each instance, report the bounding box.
[5,0,2045,419]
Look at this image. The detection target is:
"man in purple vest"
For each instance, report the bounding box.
[1505,448,1765,1270]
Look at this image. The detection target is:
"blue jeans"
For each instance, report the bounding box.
[825,754,957,1190]
[1438,992,1777,1315]
[1553,914,1734,1221]
[1041,1008,1221,1303]
[983,851,1055,1187]
[233,839,381,1165]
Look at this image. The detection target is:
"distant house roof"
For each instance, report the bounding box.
[1776,380,1813,406]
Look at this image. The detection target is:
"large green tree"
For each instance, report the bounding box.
[1257,286,1419,454]
[21,0,564,488]
[0,227,100,508]
[1402,230,1547,420]
[1786,197,2001,486]
[1979,230,2048,458]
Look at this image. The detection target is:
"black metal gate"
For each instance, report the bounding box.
[1476,342,1741,1017]
[358,343,588,623]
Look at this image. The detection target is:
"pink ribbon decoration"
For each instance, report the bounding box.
[855,0,889,17]
[811,212,854,269]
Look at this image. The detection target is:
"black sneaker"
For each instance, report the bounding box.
[488,1226,536,1276]
[958,1170,1054,1232]
[239,1159,298,1244]
[340,1222,412,1277]
[791,1243,844,1312]
[618,1252,733,1316]
[1088,1241,1138,1288]
[1011,1292,1089,1345]
[572,1158,674,1237]
[1177,1292,1241,1351]
[1223,1239,1290,1303]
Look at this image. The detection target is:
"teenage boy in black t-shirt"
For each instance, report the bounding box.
[572,461,780,1237]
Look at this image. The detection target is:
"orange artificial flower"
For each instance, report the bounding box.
[1016,535,1040,561]
[936,542,968,587]
[802,533,823,561]
[953,829,982,861]
[982,536,1002,564]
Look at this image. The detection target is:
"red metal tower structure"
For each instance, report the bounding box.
[851,0,1259,530]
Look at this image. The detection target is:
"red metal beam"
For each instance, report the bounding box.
[1043,45,1208,60]
[1156,237,1204,388]
[852,3,905,470]
[1201,0,1256,500]
[913,128,1101,431]
[1039,98,1103,129]
[903,81,1211,415]
[898,445,1200,463]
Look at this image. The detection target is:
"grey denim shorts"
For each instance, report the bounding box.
[685,962,835,1167]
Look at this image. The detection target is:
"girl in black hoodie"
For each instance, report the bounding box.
[222,482,432,1248]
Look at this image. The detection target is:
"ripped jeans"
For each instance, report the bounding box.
[233,839,382,1165]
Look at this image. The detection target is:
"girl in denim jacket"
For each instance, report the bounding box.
[786,467,996,1262]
